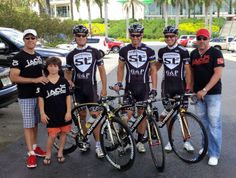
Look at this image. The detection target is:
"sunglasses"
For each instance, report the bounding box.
[164,35,176,39]
[197,36,208,41]
[24,37,36,40]
[75,34,87,38]
[130,34,141,38]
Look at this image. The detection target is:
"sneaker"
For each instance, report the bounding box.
[95,147,104,158]
[34,146,46,157]
[183,141,194,152]
[208,157,218,166]
[136,142,146,153]
[164,142,172,152]
[27,155,37,168]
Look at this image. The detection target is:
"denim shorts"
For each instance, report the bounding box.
[18,98,40,128]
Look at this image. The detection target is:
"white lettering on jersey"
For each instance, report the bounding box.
[12,60,19,66]
[25,56,43,68]
[165,70,179,77]
[130,69,145,75]
[73,52,92,72]
[46,84,66,98]
[127,50,147,68]
[163,52,180,70]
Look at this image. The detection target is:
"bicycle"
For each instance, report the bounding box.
[110,87,165,172]
[53,91,136,171]
[157,93,208,163]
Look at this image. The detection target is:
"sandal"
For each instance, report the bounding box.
[43,157,51,165]
[57,156,65,163]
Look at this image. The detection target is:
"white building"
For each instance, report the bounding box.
[48,0,145,20]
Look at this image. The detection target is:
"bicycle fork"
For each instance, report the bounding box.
[178,112,191,141]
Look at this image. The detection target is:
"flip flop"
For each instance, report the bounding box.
[57,156,65,163]
[43,157,51,165]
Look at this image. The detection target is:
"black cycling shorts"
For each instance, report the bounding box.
[124,83,150,102]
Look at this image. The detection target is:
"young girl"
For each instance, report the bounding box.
[37,57,72,165]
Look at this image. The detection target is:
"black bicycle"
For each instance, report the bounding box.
[110,87,165,172]
[53,93,136,171]
[157,93,208,163]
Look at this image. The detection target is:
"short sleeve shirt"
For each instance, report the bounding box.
[10,50,43,98]
[36,77,72,128]
[119,43,156,84]
[190,47,225,94]
[66,46,103,86]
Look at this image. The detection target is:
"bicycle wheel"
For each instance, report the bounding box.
[169,111,208,163]
[100,117,136,171]
[53,112,79,154]
[147,116,165,172]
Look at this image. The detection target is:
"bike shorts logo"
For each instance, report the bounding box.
[46,84,66,98]
[127,50,147,68]
[74,52,92,72]
[163,52,180,70]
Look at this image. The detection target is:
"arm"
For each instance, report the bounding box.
[65,95,72,121]
[197,67,223,100]
[117,60,125,83]
[64,69,74,87]
[150,63,157,90]
[184,64,193,91]
[10,68,48,84]
[38,97,49,124]
[156,62,162,71]
[98,64,107,96]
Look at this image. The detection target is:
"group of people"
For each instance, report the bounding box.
[9,23,224,169]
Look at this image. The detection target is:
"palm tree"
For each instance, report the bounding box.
[104,0,108,37]
[154,0,168,27]
[123,0,144,19]
[215,0,223,17]
[171,0,183,27]
[94,0,103,19]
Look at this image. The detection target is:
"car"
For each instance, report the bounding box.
[228,37,236,52]
[178,35,196,47]
[187,38,197,48]
[105,37,125,53]
[0,66,18,108]
[0,27,69,67]
[56,36,110,57]
[209,36,234,50]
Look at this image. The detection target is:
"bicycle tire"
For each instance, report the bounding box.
[53,112,79,154]
[147,116,165,172]
[169,111,208,163]
[100,117,136,171]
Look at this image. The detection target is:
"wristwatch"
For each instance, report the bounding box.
[202,88,207,93]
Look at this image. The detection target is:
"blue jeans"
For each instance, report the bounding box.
[195,94,222,158]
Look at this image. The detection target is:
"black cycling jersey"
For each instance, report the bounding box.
[36,77,72,128]
[158,44,190,96]
[119,43,156,84]
[10,50,43,99]
[190,47,225,94]
[66,45,104,86]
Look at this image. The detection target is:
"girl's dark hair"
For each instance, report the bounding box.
[44,57,62,76]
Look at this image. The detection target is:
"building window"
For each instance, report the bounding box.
[56,6,69,17]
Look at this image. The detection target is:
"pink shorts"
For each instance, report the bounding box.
[47,125,71,137]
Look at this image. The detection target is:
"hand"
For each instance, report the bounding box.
[40,113,50,124]
[100,88,107,97]
[65,112,72,122]
[68,80,75,88]
[197,90,207,100]
[34,76,49,85]
[149,89,157,97]
[185,89,192,94]
[113,82,123,91]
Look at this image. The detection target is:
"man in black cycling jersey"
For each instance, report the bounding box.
[64,24,107,158]
[156,25,193,152]
[114,23,157,153]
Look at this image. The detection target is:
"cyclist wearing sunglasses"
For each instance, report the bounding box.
[190,28,224,166]
[64,24,107,158]
[114,23,157,153]
[156,25,193,152]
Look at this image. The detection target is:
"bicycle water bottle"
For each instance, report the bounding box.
[127,116,136,127]
[86,115,96,128]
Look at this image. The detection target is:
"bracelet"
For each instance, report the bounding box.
[202,88,207,93]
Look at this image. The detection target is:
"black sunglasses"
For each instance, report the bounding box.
[130,34,141,38]
[24,37,36,40]
[164,35,176,38]
[197,36,208,41]
[75,34,87,38]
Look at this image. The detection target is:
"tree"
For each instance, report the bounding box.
[123,0,144,19]
[215,0,223,17]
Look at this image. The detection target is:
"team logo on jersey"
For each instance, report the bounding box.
[163,52,181,70]
[46,84,66,98]
[127,50,147,68]
[12,60,19,66]
[73,52,92,72]
[25,56,43,68]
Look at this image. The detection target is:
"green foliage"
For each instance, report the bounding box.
[0,3,226,45]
